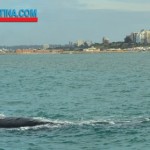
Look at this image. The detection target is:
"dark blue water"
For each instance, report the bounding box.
[0,53,150,150]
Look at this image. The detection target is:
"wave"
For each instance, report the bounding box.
[0,113,5,118]
[1,115,150,131]
[9,117,150,131]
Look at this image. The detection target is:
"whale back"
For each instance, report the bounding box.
[0,117,48,128]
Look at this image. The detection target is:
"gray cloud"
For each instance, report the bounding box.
[79,0,150,12]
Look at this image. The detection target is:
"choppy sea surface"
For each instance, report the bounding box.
[0,52,150,150]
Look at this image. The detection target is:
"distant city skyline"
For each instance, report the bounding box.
[0,0,150,45]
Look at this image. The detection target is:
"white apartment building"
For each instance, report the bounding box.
[135,30,150,44]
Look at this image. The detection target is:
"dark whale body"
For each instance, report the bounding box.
[0,117,51,128]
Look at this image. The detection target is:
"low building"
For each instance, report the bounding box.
[16,49,35,54]
[50,49,64,54]
[16,49,50,54]
[15,49,64,54]
[83,46,100,52]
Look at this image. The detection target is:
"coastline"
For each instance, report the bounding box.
[1,48,149,55]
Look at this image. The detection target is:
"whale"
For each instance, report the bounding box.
[0,117,53,128]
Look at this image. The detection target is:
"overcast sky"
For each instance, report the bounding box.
[0,0,150,45]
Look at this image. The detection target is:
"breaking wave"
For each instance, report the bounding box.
[0,113,5,119]
[1,116,150,131]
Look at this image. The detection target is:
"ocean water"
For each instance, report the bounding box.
[0,52,150,150]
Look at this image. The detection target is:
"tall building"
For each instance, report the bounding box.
[43,44,49,49]
[102,37,110,44]
[127,30,150,44]
[76,40,85,47]
[86,41,93,46]
[130,32,138,43]
[144,30,150,43]
[136,30,145,43]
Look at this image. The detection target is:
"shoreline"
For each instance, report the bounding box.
[0,50,149,55]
